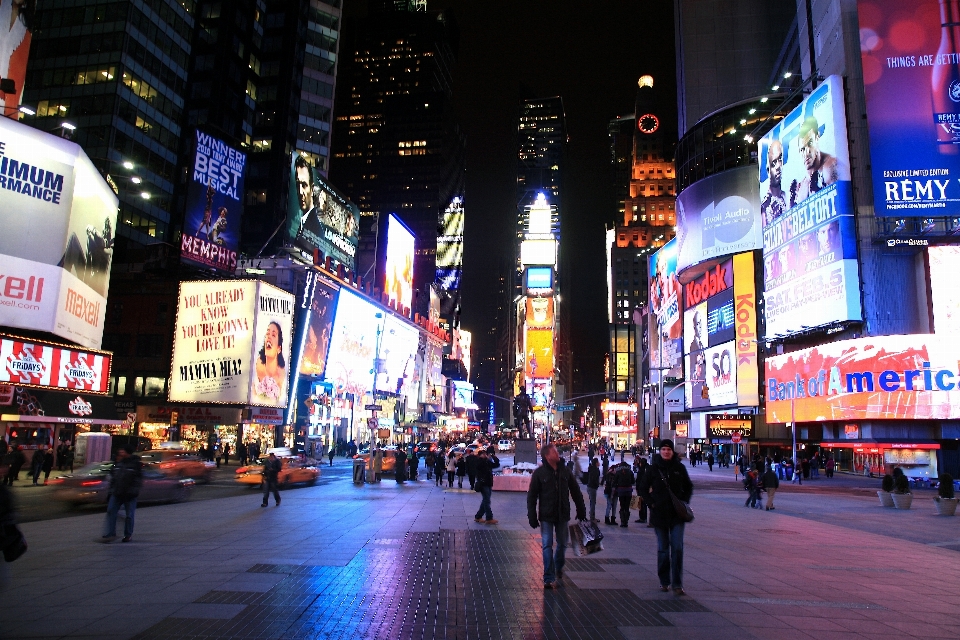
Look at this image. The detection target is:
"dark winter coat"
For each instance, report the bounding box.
[262,456,282,482]
[613,463,635,496]
[637,456,693,527]
[527,462,586,525]
[762,469,779,490]
[586,465,601,489]
[109,455,144,500]
[474,455,500,490]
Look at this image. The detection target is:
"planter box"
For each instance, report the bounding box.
[934,497,959,516]
[493,474,531,492]
[891,492,913,510]
[878,491,894,508]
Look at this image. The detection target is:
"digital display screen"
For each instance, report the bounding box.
[520,239,558,266]
[526,297,555,329]
[436,196,464,269]
[648,238,682,377]
[453,380,475,409]
[929,246,960,333]
[324,288,380,397]
[525,329,554,379]
[685,340,738,409]
[295,274,339,378]
[376,315,419,397]
[757,75,862,337]
[526,267,553,290]
[384,214,415,312]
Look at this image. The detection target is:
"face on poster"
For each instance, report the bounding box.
[287,152,360,269]
[181,130,245,273]
[676,166,762,272]
[249,283,295,407]
[757,75,862,337]
[324,288,380,397]
[858,0,960,216]
[525,329,554,379]
[384,214,414,312]
[376,315,419,396]
[686,341,737,409]
[648,239,682,375]
[929,246,960,333]
[298,278,339,378]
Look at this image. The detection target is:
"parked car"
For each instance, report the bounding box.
[138,450,215,482]
[49,462,194,505]
[235,456,321,488]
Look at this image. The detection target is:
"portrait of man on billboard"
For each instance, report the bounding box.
[789,117,846,207]
[761,139,786,227]
[293,155,322,240]
[0,0,33,112]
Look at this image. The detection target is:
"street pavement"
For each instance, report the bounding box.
[1,457,958,640]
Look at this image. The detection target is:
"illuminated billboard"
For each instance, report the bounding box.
[757,75,862,338]
[929,246,960,333]
[453,380,477,409]
[169,280,294,407]
[376,315,419,396]
[0,116,118,349]
[648,239,682,376]
[676,166,762,272]
[525,329,554,379]
[520,239,558,266]
[858,0,960,216]
[181,130,245,273]
[765,335,960,422]
[525,267,553,290]
[526,297,555,329]
[0,2,31,111]
[682,259,734,355]
[733,252,759,406]
[0,335,111,394]
[324,288,380,397]
[436,196,463,290]
[685,340,737,409]
[288,151,360,269]
[384,214,415,312]
[296,274,339,378]
[526,193,554,235]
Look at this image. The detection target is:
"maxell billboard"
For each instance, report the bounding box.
[0,116,118,349]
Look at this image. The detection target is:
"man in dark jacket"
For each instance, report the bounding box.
[473,448,501,524]
[762,464,779,510]
[586,458,601,521]
[30,447,44,485]
[614,461,635,528]
[395,449,407,483]
[634,457,650,524]
[526,443,586,589]
[637,439,693,595]
[261,452,282,507]
[102,446,143,542]
[465,450,479,490]
[602,463,619,525]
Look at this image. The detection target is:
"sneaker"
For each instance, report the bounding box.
[543,582,555,589]
[474,518,483,523]
[484,519,498,525]
[276,498,281,506]
[100,535,116,543]
[121,536,131,543]
[261,503,268,508]
[658,585,669,592]
[674,587,686,596]
[620,524,628,528]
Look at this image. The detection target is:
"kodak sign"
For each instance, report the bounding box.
[684,260,732,308]
[733,252,759,406]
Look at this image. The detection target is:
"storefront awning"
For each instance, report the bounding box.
[2,415,126,426]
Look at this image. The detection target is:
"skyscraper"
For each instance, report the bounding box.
[330,3,465,317]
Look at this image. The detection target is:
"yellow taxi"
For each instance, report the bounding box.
[235,455,320,488]
[139,450,215,482]
[353,448,399,473]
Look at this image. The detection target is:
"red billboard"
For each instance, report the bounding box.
[0,335,111,394]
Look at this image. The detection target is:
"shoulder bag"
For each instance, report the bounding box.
[658,469,694,523]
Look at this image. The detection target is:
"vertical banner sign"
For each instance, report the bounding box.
[757,75,862,337]
[181,131,246,273]
[648,239,683,377]
[858,0,960,216]
[733,252,759,405]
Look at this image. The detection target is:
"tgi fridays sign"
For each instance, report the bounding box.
[0,334,111,394]
[137,405,242,426]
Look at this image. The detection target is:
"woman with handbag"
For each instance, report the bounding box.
[637,439,693,596]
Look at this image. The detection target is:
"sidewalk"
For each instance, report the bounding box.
[1,469,957,639]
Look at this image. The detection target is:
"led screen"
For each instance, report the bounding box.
[648,239,682,377]
[685,340,737,409]
[435,267,461,291]
[296,274,339,378]
[384,214,415,312]
[757,75,862,337]
[324,288,380,397]
[929,246,960,333]
[525,329,554,379]
[453,380,475,409]
[287,151,360,269]
[525,267,553,290]
[436,196,464,268]
[676,165,762,272]
[181,130,245,273]
[858,0,960,216]
[520,239,558,266]
[766,335,960,421]
[376,315,419,396]
[526,297,554,330]
[0,337,111,394]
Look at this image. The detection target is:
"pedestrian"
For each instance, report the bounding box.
[526,443,586,589]
[328,447,335,467]
[706,452,714,471]
[744,466,761,508]
[395,448,407,484]
[637,439,693,596]
[473,448,500,524]
[41,448,53,485]
[634,457,650,524]
[810,453,820,479]
[373,448,383,482]
[825,456,835,478]
[223,443,231,466]
[586,458,601,521]
[614,460,635,528]
[446,451,457,488]
[792,458,803,485]
[801,457,810,479]
[425,450,435,481]
[238,442,248,466]
[602,461,618,525]
[434,450,445,486]
[260,452,282,507]
[465,450,478,490]
[101,445,144,542]
[409,449,419,481]
[199,444,207,461]
[455,453,466,488]
[601,452,609,477]
[30,447,44,485]
[0,459,17,591]
[3,446,25,485]
[64,443,75,473]
[762,464,779,510]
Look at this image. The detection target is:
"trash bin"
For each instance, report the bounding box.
[353,458,366,484]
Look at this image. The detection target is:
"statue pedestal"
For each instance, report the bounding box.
[514,438,539,466]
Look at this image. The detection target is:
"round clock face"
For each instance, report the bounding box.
[638,114,660,134]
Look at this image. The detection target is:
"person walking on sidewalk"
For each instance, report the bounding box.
[527,443,586,589]
[825,455,835,478]
[602,461,618,525]
[455,453,466,488]
[395,448,407,484]
[614,460,635,528]
[30,447,44,486]
[744,466,761,508]
[261,452,282,507]
[434,450,445,486]
[637,439,693,596]
[791,458,803,485]
[465,450,478,490]
[762,464,779,510]
[102,446,143,542]
[327,447,335,467]
[41,448,53,485]
[222,443,231,466]
[446,451,457,488]
[586,458,601,521]
[473,448,500,524]
[425,450,435,481]
[634,457,650,524]
[706,452,714,472]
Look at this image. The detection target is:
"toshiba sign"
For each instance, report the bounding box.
[0,117,117,349]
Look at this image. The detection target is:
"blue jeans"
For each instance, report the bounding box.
[654,522,685,589]
[104,495,137,538]
[540,520,569,584]
[587,487,597,521]
[604,493,616,519]
[475,486,493,520]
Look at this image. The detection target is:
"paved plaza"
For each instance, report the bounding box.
[1,462,958,640]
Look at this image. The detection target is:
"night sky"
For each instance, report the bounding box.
[343,0,677,397]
